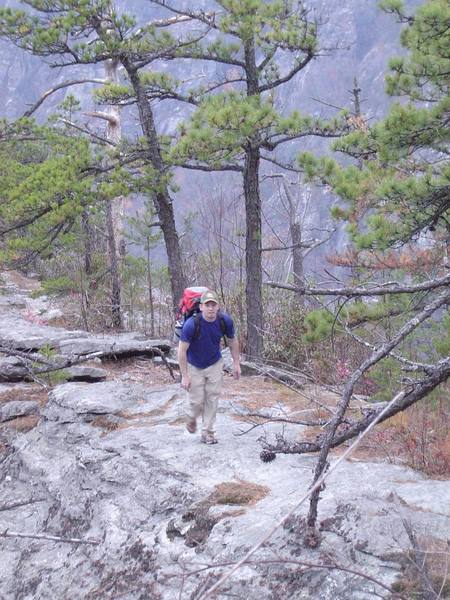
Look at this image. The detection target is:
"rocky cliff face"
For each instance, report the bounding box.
[0,1,414,121]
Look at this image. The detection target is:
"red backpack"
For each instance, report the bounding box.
[174,286,227,342]
[174,286,208,341]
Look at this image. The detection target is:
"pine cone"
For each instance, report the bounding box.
[260,449,276,463]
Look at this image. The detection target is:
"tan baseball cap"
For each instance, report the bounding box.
[200,290,219,304]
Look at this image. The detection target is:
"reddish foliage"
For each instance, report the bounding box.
[372,399,450,477]
[326,247,443,272]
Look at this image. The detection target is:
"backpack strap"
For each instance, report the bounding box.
[219,315,228,347]
[193,311,228,346]
[194,312,201,340]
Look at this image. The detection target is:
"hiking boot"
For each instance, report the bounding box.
[186,417,197,434]
[200,432,218,445]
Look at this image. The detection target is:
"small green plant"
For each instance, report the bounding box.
[34,343,69,386]
[30,276,75,298]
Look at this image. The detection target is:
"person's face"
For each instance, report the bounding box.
[200,300,219,322]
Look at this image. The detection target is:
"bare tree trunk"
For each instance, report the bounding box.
[281,179,305,306]
[147,244,155,337]
[80,208,93,328]
[105,57,124,330]
[81,209,93,278]
[124,62,185,308]
[244,145,263,359]
[106,200,122,329]
[243,39,263,359]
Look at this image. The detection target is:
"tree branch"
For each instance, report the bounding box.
[0,529,100,545]
[266,272,450,297]
[22,79,106,118]
[262,357,450,456]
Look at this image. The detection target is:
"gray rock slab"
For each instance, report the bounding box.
[0,400,40,422]
[43,381,181,423]
[2,376,449,600]
[65,366,108,382]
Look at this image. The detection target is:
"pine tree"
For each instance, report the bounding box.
[299,0,450,251]
[0,0,189,306]
[157,0,349,358]
[0,119,95,269]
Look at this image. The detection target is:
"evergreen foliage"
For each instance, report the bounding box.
[0,120,94,266]
[298,0,450,249]
[164,0,350,357]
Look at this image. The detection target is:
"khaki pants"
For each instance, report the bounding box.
[187,359,223,434]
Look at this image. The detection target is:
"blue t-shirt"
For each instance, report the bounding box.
[180,312,235,369]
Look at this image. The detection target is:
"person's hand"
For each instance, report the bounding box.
[181,374,191,391]
[233,363,241,381]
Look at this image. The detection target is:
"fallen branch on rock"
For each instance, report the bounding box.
[260,356,450,456]
[0,529,101,545]
[171,556,409,600]
[0,498,46,512]
[0,342,175,382]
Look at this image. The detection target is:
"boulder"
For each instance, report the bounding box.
[0,400,40,422]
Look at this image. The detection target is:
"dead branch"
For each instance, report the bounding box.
[241,360,335,416]
[84,110,119,125]
[304,285,450,540]
[0,342,173,380]
[171,556,408,599]
[0,498,46,512]
[266,271,450,297]
[57,118,116,147]
[150,347,176,380]
[0,345,56,366]
[197,386,413,599]
[0,529,100,545]
[0,343,104,372]
[241,411,328,427]
[149,2,218,31]
[261,356,450,455]
[333,315,438,374]
[22,78,106,118]
[261,242,313,251]
[402,519,437,600]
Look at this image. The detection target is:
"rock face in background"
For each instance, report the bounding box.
[0,0,414,120]
[0,0,421,275]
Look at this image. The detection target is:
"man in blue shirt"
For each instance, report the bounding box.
[177,290,241,444]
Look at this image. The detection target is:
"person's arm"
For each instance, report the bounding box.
[227,336,241,380]
[177,340,191,390]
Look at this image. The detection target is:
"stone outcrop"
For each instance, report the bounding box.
[1,276,449,599]
[1,378,449,599]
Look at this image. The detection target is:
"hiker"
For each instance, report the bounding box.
[177,290,241,444]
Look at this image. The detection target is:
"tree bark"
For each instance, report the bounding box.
[124,63,185,307]
[105,57,124,330]
[106,199,122,329]
[147,244,155,337]
[244,145,263,359]
[243,38,263,359]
